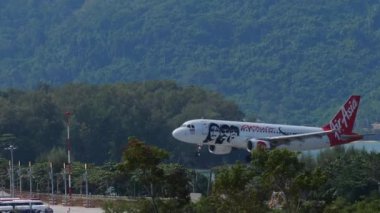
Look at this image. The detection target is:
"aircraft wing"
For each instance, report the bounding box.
[261,129,336,147]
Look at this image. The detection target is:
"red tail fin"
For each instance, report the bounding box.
[322,95,362,146]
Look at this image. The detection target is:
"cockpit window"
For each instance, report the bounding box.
[183,124,195,129]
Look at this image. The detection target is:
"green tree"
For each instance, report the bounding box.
[160,163,191,207]
[118,137,169,213]
[0,157,9,191]
[318,147,378,203]
[200,150,328,212]
[252,149,327,212]
[210,162,268,213]
[37,147,67,172]
[324,195,380,213]
[86,163,119,195]
[31,162,50,193]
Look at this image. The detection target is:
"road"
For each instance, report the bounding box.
[49,205,103,213]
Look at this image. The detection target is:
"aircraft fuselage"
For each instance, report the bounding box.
[172,119,330,151]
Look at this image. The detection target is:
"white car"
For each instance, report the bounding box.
[0,199,53,213]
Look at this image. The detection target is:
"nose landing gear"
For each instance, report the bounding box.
[196,144,202,157]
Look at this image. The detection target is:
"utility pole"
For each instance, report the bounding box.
[84,163,90,207]
[18,161,22,197]
[28,161,32,199]
[5,145,17,197]
[49,162,55,204]
[65,111,73,205]
[8,161,11,196]
[63,163,67,205]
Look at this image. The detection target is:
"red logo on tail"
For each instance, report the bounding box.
[323,96,361,146]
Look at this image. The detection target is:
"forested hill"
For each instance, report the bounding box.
[0,81,244,167]
[1,0,380,126]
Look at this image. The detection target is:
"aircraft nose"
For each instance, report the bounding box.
[172,127,186,141]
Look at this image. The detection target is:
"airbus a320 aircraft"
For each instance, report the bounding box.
[172,96,363,155]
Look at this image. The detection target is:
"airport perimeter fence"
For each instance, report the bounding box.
[0,190,134,208]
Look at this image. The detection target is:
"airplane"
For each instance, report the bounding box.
[172,95,363,155]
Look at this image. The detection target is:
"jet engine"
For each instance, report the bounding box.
[208,145,232,155]
[246,139,270,152]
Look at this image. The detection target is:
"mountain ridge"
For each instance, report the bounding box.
[1,0,380,126]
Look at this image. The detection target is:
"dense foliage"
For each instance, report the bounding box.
[1,1,380,125]
[0,81,244,167]
[187,147,380,213]
[99,145,380,212]
[2,136,380,212]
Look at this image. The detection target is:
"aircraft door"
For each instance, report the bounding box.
[202,122,208,136]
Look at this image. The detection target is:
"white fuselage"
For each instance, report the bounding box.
[172,119,331,151]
